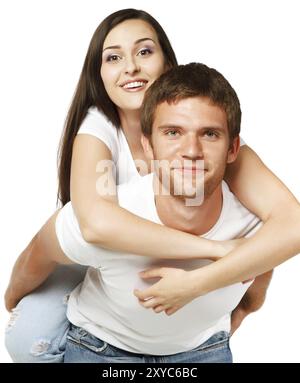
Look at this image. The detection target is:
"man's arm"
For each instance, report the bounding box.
[4,211,73,311]
[230,269,273,335]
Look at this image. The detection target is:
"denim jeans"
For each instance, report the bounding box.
[5,264,87,363]
[64,324,232,363]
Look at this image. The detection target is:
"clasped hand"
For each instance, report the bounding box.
[134,267,198,316]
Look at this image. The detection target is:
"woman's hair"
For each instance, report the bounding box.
[57,8,178,206]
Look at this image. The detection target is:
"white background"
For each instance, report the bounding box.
[1,0,300,363]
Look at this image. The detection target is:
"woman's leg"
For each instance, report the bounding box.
[5,264,87,363]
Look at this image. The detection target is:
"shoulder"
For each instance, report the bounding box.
[219,181,261,238]
[77,107,119,160]
[222,181,255,219]
[79,107,118,137]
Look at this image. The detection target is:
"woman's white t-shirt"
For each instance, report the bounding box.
[77,107,141,185]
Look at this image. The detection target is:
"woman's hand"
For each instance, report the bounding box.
[133,252,254,316]
[133,267,198,316]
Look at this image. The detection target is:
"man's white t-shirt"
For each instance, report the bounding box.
[56,173,261,355]
[57,107,253,355]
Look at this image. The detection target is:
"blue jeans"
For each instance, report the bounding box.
[64,324,232,363]
[5,264,87,363]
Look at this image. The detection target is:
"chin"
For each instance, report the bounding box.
[121,103,143,112]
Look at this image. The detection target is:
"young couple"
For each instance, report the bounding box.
[4,9,300,363]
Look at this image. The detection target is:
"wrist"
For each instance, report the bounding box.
[204,240,226,261]
[217,238,246,259]
[188,268,211,298]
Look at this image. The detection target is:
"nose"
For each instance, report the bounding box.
[181,134,204,160]
[124,55,140,75]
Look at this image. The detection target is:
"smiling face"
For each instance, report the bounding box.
[100,19,166,113]
[142,97,240,200]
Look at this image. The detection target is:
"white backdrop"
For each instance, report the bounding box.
[1,0,300,363]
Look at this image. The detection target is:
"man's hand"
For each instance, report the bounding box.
[230,296,266,336]
[4,287,19,312]
[230,270,273,335]
[133,267,198,316]
[230,305,250,336]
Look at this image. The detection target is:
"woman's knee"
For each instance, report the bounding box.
[4,295,68,363]
[4,264,87,363]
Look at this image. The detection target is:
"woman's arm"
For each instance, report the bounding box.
[191,145,300,290]
[225,145,299,221]
[134,268,273,317]
[133,146,300,311]
[69,134,228,260]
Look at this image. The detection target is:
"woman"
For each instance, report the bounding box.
[5,9,300,363]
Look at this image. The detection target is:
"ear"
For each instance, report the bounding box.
[227,136,240,164]
[141,134,154,160]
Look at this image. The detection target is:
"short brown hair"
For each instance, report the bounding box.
[141,63,241,142]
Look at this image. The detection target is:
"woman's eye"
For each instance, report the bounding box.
[138,48,152,56]
[106,54,121,62]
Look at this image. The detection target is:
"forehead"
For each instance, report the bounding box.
[103,19,158,47]
[153,97,228,131]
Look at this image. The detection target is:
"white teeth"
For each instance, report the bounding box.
[123,81,146,89]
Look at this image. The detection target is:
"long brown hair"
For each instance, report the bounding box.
[57,8,178,206]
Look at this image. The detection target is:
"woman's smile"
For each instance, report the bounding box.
[119,79,149,92]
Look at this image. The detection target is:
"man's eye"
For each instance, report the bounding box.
[166,130,178,137]
[205,130,218,138]
[138,48,152,56]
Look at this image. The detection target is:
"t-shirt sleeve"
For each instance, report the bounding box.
[55,202,113,268]
[77,107,119,161]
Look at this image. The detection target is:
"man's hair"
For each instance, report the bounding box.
[141,63,241,142]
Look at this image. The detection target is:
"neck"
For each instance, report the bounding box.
[154,178,223,236]
[118,108,143,152]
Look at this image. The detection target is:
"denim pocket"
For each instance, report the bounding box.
[191,331,230,353]
[67,324,109,355]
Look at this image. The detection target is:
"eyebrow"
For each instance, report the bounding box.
[157,124,227,132]
[103,38,156,52]
[158,125,182,131]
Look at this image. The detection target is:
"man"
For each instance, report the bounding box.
[5,63,272,363]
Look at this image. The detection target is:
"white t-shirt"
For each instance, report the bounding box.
[77,107,140,184]
[56,173,261,355]
[56,107,251,355]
